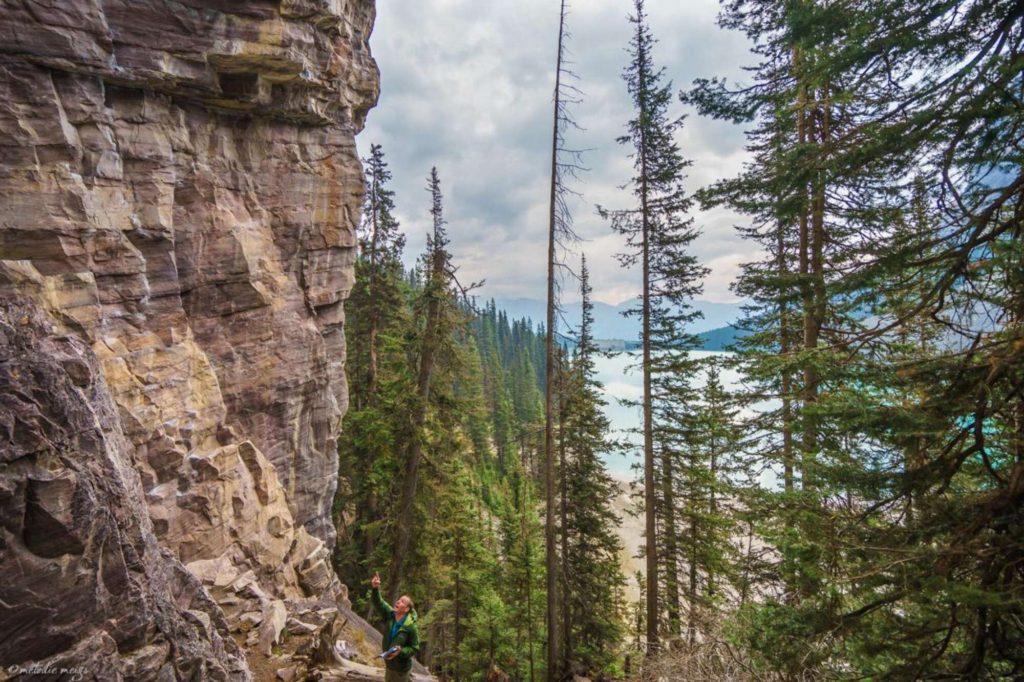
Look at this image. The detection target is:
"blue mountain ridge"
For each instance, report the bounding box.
[488,297,747,352]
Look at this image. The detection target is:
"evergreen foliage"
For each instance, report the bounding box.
[679,0,1024,676]
[599,0,709,653]
[337,1,1023,677]
[334,146,625,681]
[559,258,627,673]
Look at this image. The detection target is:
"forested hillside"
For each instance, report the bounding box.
[332,148,626,681]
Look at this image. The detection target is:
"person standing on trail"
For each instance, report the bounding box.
[370,571,421,682]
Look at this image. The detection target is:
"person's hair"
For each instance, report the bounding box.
[400,594,415,610]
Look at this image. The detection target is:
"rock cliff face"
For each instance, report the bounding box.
[0,1,378,678]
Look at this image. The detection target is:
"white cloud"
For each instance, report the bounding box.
[359,0,756,306]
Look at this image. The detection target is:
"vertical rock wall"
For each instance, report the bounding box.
[0,0,378,677]
[0,299,250,679]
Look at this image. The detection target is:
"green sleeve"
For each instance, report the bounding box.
[398,622,420,662]
[370,587,393,622]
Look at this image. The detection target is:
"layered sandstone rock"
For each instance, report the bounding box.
[0,0,379,677]
[0,298,249,679]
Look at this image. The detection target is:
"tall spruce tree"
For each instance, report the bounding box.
[686,0,1024,675]
[679,359,742,644]
[560,256,627,673]
[428,453,498,681]
[500,464,546,682]
[334,144,411,591]
[599,0,707,653]
[388,167,458,600]
[648,291,706,645]
[360,144,407,407]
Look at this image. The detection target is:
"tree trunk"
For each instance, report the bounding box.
[661,446,680,640]
[544,2,568,678]
[802,81,829,492]
[366,178,381,406]
[686,515,698,646]
[387,246,444,601]
[778,221,795,493]
[708,435,718,599]
[795,48,815,492]
[635,14,659,656]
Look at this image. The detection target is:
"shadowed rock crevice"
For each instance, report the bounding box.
[22,474,87,558]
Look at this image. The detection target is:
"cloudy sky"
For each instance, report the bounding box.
[357,0,756,305]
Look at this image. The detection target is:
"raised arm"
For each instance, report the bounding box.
[369,571,393,621]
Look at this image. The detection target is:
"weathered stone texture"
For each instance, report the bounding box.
[0,0,378,677]
[0,297,250,679]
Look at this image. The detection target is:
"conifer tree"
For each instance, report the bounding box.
[388,167,457,600]
[497,464,546,682]
[687,0,1024,675]
[599,0,707,652]
[679,359,741,643]
[428,454,498,681]
[648,293,705,644]
[334,144,411,590]
[560,257,627,673]
[360,143,407,406]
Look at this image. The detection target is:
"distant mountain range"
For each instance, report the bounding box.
[697,324,751,351]
[489,297,748,351]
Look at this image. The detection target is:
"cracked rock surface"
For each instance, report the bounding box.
[0,1,380,678]
[0,298,250,679]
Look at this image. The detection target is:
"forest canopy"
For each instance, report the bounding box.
[335,0,1023,679]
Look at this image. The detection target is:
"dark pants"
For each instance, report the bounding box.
[385,668,410,682]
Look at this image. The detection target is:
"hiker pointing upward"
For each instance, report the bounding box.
[370,571,421,682]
